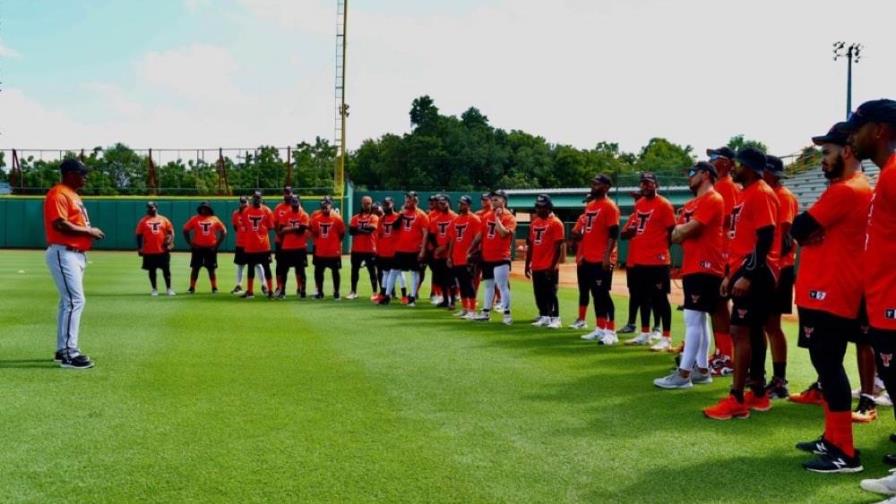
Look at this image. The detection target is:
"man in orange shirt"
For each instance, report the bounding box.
[763,155,799,398]
[183,201,226,294]
[388,191,430,307]
[707,146,741,375]
[447,195,482,319]
[376,197,408,304]
[573,174,621,344]
[272,187,294,294]
[526,194,565,329]
[788,122,873,474]
[240,191,276,299]
[654,162,724,389]
[704,148,779,421]
[276,195,310,299]
[429,195,459,309]
[621,172,676,350]
[135,201,175,296]
[310,196,346,299]
[44,158,105,369]
[471,190,516,325]
[471,193,493,299]
[348,196,379,300]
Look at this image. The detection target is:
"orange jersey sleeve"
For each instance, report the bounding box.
[678,191,725,277]
[449,214,481,266]
[350,213,378,254]
[43,184,93,251]
[728,181,779,274]
[529,215,565,271]
[625,196,674,266]
[280,209,310,250]
[864,154,896,329]
[311,214,345,257]
[481,210,517,262]
[775,185,798,267]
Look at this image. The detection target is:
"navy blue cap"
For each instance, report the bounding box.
[591,173,612,186]
[640,172,658,184]
[459,195,472,205]
[197,201,214,215]
[289,195,299,205]
[846,99,896,131]
[320,196,333,207]
[735,148,767,173]
[689,161,718,179]
[383,196,394,204]
[238,195,248,203]
[480,193,490,201]
[489,189,508,200]
[147,201,158,209]
[707,146,736,159]
[252,190,262,198]
[60,158,88,175]
[812,122,851,146]
[534,193,553,208]
[405,191,418,199]
[765,155,787,178]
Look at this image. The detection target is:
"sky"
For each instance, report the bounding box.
[1,0,895,162]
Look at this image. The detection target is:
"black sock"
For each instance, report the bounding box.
[773,362,787,380]
[730,388,744,403]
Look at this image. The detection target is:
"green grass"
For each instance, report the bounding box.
[0,250,890,503]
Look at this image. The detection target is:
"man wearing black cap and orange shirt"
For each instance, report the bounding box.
[272,187,294,295]
[621,172,676,350]
[447,195,482,319]
[471,190,516,325]
[706,146,740,375]
[703,147,779,420]
[526,194,565,329]
[182,201,227,294]
[276,195,310,298]
[135,201,175,296]
[310,196,346,299]
[376,197,408,304]
[240,191,276,299]
[429,194,458,309]
[390,191,430,307]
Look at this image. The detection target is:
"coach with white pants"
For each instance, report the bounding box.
[43,159,105,369]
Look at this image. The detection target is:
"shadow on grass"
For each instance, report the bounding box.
[0,358,58,369]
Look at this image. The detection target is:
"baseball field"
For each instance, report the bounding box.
[0,249,890,503]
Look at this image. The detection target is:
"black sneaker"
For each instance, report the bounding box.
[211,287,218,294]
[188,287,195,294]
[261,285,269,295]
[796,435,832,455]
[53,351,64,363]
[240,291,255,299]
[313,293,324,300]
[378,295,391,305]
[230,285,243,294]
[618,324,636,334]
[274,292,286,300]
[60,354,94,369]
[300,290,307,299]
[334,293,340,300]
[766,377,790,400]
[802,445,862,474]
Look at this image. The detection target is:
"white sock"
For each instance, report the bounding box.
[256,264,266,284]
[680,309,707,372]
[411,270,420,297]
[484,278,496,310]
[236,265,244,285]
[494,264,511,313]
[397,270,407,289]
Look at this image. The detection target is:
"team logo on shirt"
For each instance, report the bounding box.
[699,260,712,270]
[402,215,416,230]
[149,221,162,234]
[809,290,827,301]
[681,209,695,223]
[454,224,467,241]
[635,210,654,235]
[737,308,748,319]
[803,327,814,340]
[886,309,896,320]
[437,221,450,237]
[533,226,547,245]
[729,204,744,239]
[690,294,700,304]
[584,211,600,232]
[200,222,212,235]
[289,219,303,230]
[76,201,91,226]
[319,223,332,238]
[882,353,893,368]
[486,221,498,239]
[248,215,264,231]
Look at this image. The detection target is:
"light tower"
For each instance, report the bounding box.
[334,0,348,197]
[833,41,862,119]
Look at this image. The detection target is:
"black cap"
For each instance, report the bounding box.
[428,194,438,202]
[320,196,333,207]
[591,174,612,186]
[765,155,788,178]
[197,201,214,215]
[706,146,736,159]
[146,201,158,209]
[690,161,718,179]
[60,158,88,175]
[459,195,472,205]
[283,186,293,194]
[735,148,767,173]
[405,191,418,199]
[812,122,851,146]
[489,189,508,200]
[846,99,896,131]
[534,193,553,208]
[640,172,658,184]
[383,196,394,204]
[437,194,449,203]
[480,193,490,201]
[252,190,262,198]
[238,195,248,203]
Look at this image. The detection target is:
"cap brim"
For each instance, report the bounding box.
[811,134,848,146]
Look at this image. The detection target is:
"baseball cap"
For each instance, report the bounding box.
[60,158,88,175]
[428,194,438,202]
[459,195,472,205]
[383,196,394,204]
[283,186,293,194]
[197,201,214,215]
[252,190,262,199]
[735,148,767,173]
[238,195,248,204]
[845,99,896,131]
[765,155,788,178]
[706,146,736,159]
[405,191,418,199]
[489,189,508,200]
[320,196,333,206]
[688,161,718,179]
[591,174,613,186]
[812,122,851,146]
[437,194,449,203]
[289,195,299,205]
[480,193,490,201]
[534,193,553,208]
[640,172,658,184]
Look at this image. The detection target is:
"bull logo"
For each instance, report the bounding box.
[882,353,893,368]
[803,327,814,339]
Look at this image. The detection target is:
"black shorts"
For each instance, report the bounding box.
[394,252,421,272]
[730,266,775,327]
[798,307,862,349]
[870,327,896,369]
[579,261,613,291]
[245,252,271,267]
[481,260,511,280]
[190,248,217,269]
[377,256,395,271]
[682,274,722,313]
[850,302,871,345]
[351,252,376,269]
[142,252,170,270]
[233,247,248,266]
[274,242,283,261]
[281,249,308,269]
[313,256,342,269]
[628,265,671,295]
[771,266,795,315]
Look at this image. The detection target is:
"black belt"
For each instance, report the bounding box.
[64,246,86,254]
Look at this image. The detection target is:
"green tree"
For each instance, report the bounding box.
[634,137,694,173]
[726,134,768,154]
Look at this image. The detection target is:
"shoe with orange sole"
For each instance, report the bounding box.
[745,390,772,412]
[789,382,825,406]
[704,395,750,420]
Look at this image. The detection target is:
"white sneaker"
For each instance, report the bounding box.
[569,319,587,330]
[581,329,604,341]
[547,317,562,329]
[874,496,896,504]
[654,372,693,389]
[598,331,619,345]
[346,292,359,300]
[494,303,505,312]
[462,311,477,321]
[877,391,894,407]
[473,311,491,321]
[151,289,158,297]
[502,313,513,325]
[453,309,467,317]
[431,295,443,305]
[531,316,550,327]
[861,472,896,496]
[166,288,176,296]
[648,330,663,343]
[625,333,652,345]
[650,337,672,352]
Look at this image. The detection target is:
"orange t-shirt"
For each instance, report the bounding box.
[429,210,458,259]
[728,180,779,275]
[279,208,310,250]
[449,213,481,266]
[678,190,725,277]
[310,213,345,258]
[529,214,565,271]
[241,205,275,253]
[795,172,871,319]
[232,209,248,248]
[864,154,896,329]
[272,202,292,244]
[183,215,225,248]
[395,208,430,254]
[623,196,676,266]
[715,176,742,218]
[574,197,620,264]
[774,185,799,268]
[135,215,173,255]
[43,184,93,251]
[350,213,379,254]
[481,210,517,262]
[377,213,400,258]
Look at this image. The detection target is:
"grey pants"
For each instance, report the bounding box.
[45,245,86,357]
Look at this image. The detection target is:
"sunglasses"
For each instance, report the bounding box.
[687,168,699,178]
[708,154,731,162]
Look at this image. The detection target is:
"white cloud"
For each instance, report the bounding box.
[184,0,212,13]
[82,82,145,117]
[236,0,332,35]
[0,38,22,59]
[135,44,245,104]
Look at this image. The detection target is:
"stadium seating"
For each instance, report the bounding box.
[785,160,879,210]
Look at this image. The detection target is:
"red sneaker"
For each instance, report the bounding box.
[788,382,825,406]
[703,395,750,420]
[371,294,383,303]
[401,296,410,305]
[744,390,772,412]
